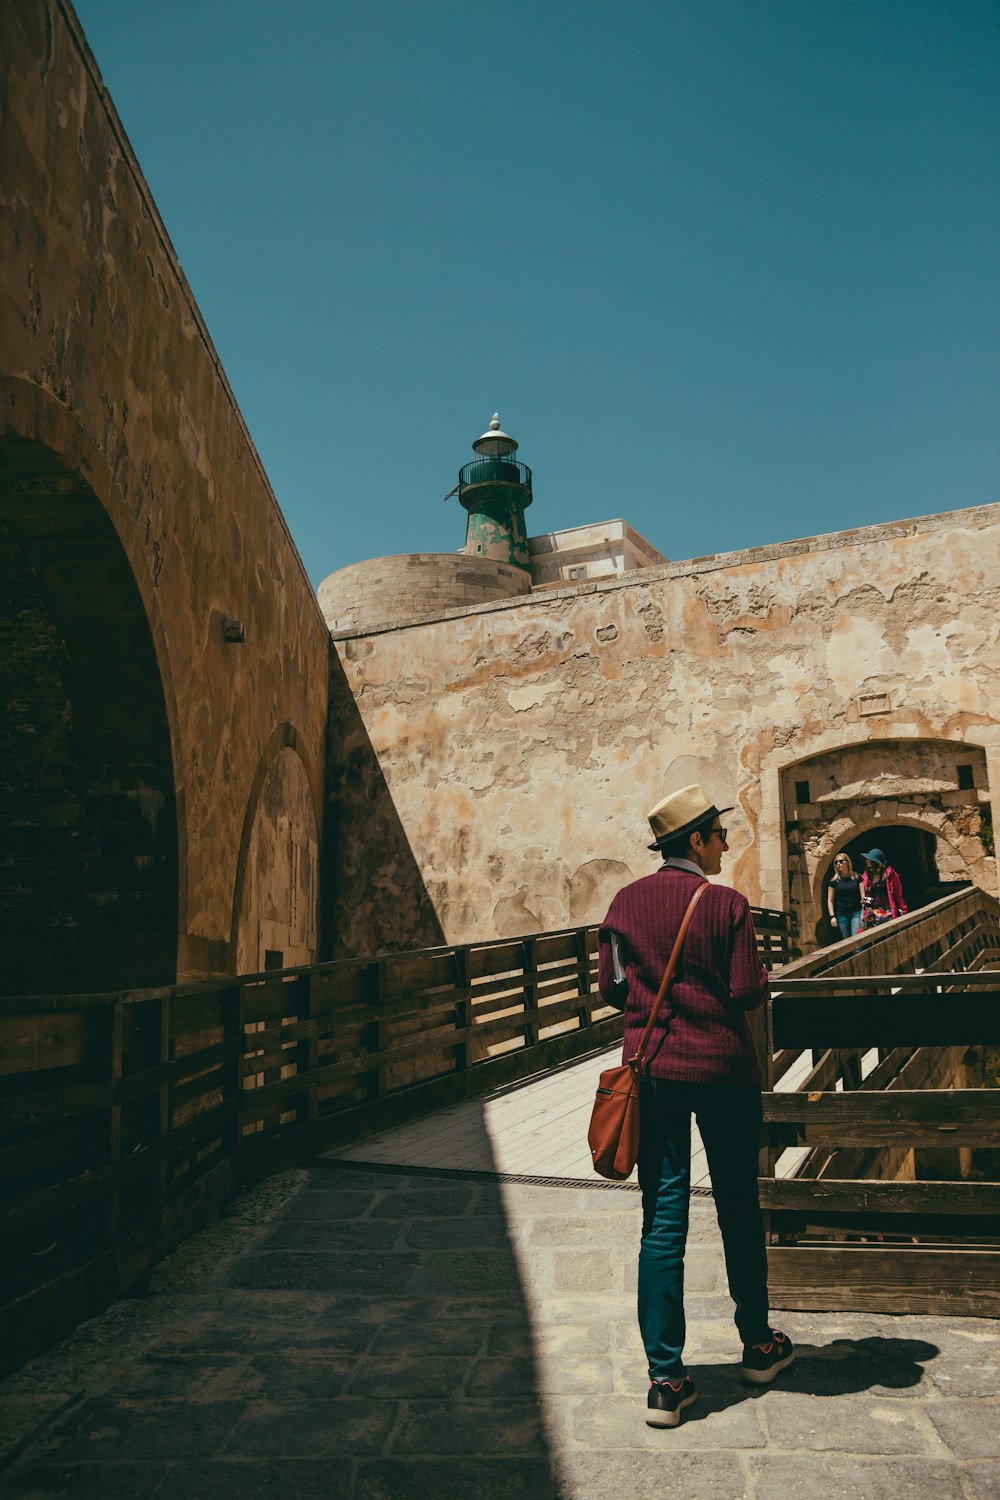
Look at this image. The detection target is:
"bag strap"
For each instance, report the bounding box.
[629,881,709,1071]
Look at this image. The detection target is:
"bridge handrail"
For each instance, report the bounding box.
[758,884,1000,1318]
[775,885,994,980]
[7,889,998,1360]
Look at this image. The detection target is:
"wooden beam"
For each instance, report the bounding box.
[767,1245,1000,1317]
[759,1177,1000,1215]
[771,992,1000,1047]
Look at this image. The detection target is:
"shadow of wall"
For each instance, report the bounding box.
[324,647,444,959]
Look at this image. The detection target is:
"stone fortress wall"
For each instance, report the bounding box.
[326,502,1000,958]
[1,1,330,987]
[319,552,531,634]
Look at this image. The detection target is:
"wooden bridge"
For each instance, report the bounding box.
[2,888,998,1372]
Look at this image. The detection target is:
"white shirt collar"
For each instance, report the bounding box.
[661,856,704,877]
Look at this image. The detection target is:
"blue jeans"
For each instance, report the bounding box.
[836,911,862,940]
[636,1078,771,1380]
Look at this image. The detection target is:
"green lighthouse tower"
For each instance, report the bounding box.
[458,414,533,569]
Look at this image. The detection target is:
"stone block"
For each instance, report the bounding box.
[559,1391,765,1450]
[243,1353,355,1400]
[391,1399,548,1456]
[550,1250,616,1294]
[526,1214,631,1249]
[349,1354,471,1400]
[372,1317,492,1358]
[368,1186,480,1219]
[0,1395,79,1466]
[115,1354,250,1401]
[965,1462,1000,1500]
[225,1400,396,1457]
[526,1321,612,1363]
[156,1461,347,1500]
[927,1399,1000,1458]
[355,1457,561,1500]
[402,1215,513,1250]
[464,1356,539,1397]
[760,1391,933,1452]
[226,1251,420,1294]
[0,1462,169,1500]
[261,1220,406,1252]
[556,1449,749,1500]
[283,1188,382,1221]
[405,1250,531,1296]
[34,1398,245,1461]
[746,1454,965,1498]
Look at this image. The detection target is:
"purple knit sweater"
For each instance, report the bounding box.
[597,866,770,1084]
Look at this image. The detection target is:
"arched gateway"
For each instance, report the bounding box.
[782,739,994,950]
[0,435,178,993]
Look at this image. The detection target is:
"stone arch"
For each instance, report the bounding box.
[231,724,320,974]
[0,415,180,993]
[781,737,993,953]
[811,809,970,913]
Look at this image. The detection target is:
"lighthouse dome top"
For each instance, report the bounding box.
[472,413,519,458]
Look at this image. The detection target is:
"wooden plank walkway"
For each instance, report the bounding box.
[324,1042,867,1184]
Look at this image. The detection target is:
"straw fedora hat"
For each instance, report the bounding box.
[647,783,734,851]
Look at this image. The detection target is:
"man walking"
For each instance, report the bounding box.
[599,784,795,1427]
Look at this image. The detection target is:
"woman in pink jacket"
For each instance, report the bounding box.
[859,847,907,928]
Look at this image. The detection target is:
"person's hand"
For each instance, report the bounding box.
[830,916,838,926]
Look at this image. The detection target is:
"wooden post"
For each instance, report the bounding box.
[157,995,171,1219]
[522,937,539,1048]
[841,1049,862,1091]
[453,946,472,1069]
[761,996,778,1247]
[222,985,242,1164]
[575,927,592,1029]
[365,961,388,1099]
[301,972,319,1126]
[107,1000,124,1251]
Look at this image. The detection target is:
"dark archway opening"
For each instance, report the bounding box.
[819,824,972,945]
[0,436,178,994]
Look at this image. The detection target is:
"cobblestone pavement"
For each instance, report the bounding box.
[1,1162,998,1499]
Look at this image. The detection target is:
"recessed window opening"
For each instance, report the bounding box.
[957,764,975,790]
[568,565,587,580]
[795,780,811,805]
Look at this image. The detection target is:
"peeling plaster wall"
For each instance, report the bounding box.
[328,504,1000,957]
[1,2,329,980]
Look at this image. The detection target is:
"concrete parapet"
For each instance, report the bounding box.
[318,552,532,633]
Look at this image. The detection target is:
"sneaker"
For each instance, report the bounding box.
[646,1374,698,1427]
[740,1329,795,1385]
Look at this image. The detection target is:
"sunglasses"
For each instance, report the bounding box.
[708,826,728,842]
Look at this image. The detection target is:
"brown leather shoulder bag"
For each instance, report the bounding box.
[588,882,709,1180]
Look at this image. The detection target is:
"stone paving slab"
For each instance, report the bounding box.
[0,1161,998,1499]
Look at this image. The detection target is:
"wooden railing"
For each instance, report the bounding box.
[0,906,790,1369]
[760,886,1000,1317]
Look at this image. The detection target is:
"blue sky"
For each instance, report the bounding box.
[74,0,999,588]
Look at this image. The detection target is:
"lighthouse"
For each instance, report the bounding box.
[458,414,533,570]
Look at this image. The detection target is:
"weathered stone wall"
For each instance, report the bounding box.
[328,503,1000,957]
[318,552,531,634]
[1,1,329,984]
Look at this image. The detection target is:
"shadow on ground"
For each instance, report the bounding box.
[684,1335,940,1419]
[0,1150,565,1500]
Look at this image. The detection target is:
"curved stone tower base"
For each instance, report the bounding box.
[318,552,532,633]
